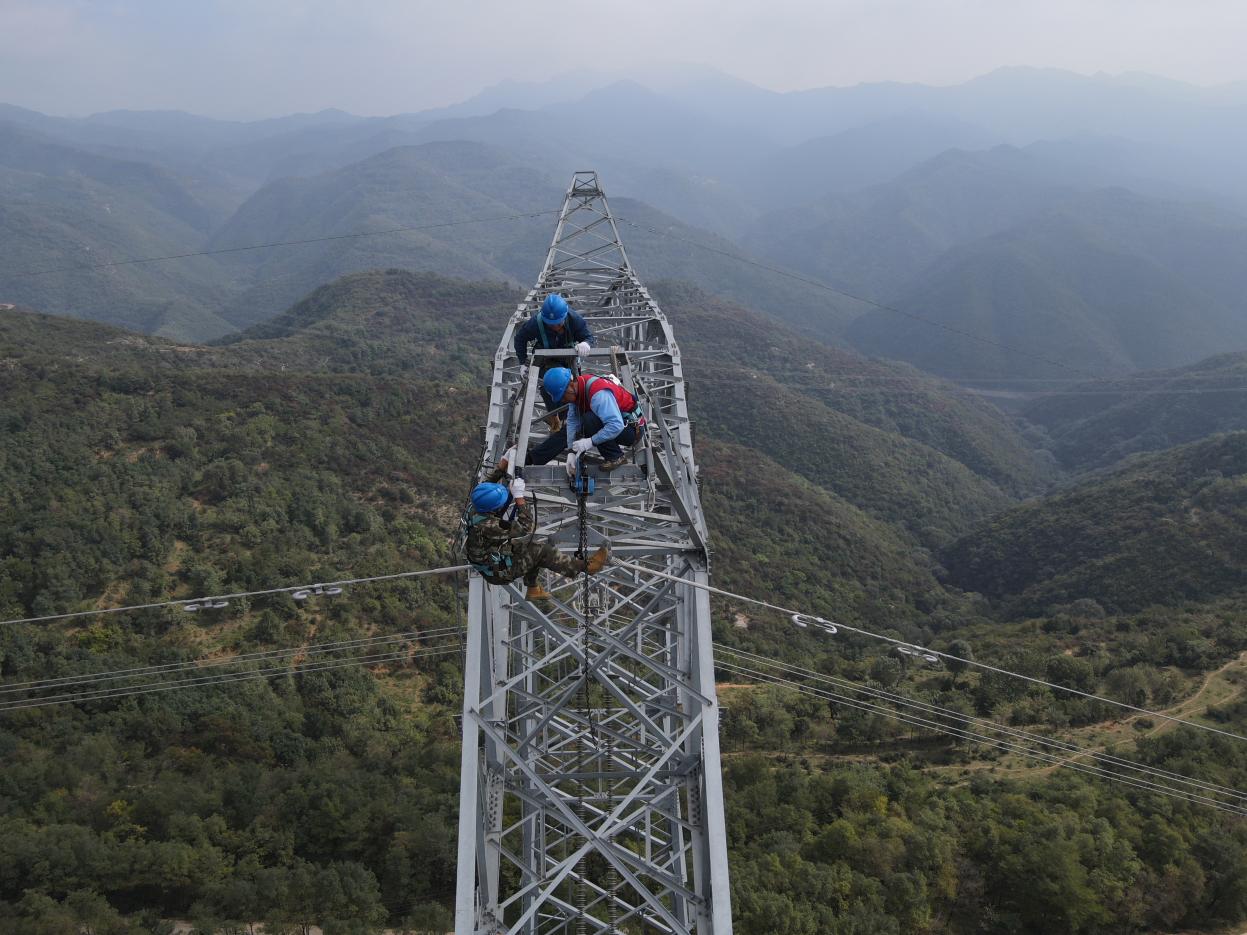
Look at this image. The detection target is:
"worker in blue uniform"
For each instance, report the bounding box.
[526,367,644,470]
[513,294,594,433]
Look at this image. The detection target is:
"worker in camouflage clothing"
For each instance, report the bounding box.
[464,474,608,601]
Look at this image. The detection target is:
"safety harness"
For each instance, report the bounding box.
[462,497,533,582]
[578,375,645,426]
[535,315,566,351]
[463,507,513,580]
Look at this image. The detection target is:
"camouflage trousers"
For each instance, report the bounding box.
[507,539,587,586]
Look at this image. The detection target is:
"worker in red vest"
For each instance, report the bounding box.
[529,367,644,470]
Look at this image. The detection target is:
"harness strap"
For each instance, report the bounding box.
[464,504,519,581]
[471,554,513,578]
[582,376,643,422]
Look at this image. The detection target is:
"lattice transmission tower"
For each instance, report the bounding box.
[455,172,733,934]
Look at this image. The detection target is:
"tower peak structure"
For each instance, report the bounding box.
[455,172,733,934]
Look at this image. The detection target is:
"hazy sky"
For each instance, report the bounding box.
[3,0,1245,118]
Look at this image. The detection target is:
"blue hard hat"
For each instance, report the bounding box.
[470,482,510,514]
[540,294,569,325]
[543,367,573,401]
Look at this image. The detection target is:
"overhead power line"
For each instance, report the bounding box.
[0,643,462,713]
[5,210,559,280]
[12,557,1244,745]
[8,554,1244,819]
[716,645,1247,805]
[719,659,1241,815]
[0,564,471,629]
[0,625,465,695]
[615,560,1247,745]
[719,658,1247,817]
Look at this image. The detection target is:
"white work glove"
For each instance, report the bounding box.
[571,438,594,455]
[575,341,591,357]
[509,477,526,500]
[500,446,518,476]
[565,453,578,478]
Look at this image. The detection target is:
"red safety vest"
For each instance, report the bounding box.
[573,374,638,415]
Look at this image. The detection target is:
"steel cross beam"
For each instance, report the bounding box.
[455,172,732,934]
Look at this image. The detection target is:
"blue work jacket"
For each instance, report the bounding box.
[513,310,594,365]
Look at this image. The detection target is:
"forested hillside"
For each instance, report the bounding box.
[0,124,233,339]
[654,281,1053,496]
[0,302,477,931]
[1023,351,1247,470]
[227,270,1048,544]
[4,274,1247,933]
[942,433,1247,615]
[0,266,1039,632]
[219,270,1041,546]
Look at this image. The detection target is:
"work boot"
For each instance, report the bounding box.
[525,583,552,602]
[599,456,628,472]
[584,546,610,575]
[545,413,563,433]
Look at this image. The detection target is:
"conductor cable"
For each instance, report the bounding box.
[716,645,1247,804]
[0,626,465,694]
[0,644,461,712]
[718,659,1247,817]
[614,560,1247,745]
[0,564,472,629]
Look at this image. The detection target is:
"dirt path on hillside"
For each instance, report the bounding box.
[999,649,1247,779]
[716,655,1247,783]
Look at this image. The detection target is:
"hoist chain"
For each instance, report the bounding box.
[575,476,590,935]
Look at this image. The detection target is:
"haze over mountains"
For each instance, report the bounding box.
[3,65,1247,383]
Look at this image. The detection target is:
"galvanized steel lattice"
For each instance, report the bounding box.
[455,173,733,934]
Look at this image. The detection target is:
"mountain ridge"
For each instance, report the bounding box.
[844,186,1247,382]
[942,432,1247,614]
[1023,351,1247,470]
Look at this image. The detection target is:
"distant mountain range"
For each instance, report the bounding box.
[3,66,1247,380]
[0,123,233,338]
[1023,351,1247,471]
[845,185,1247,380]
